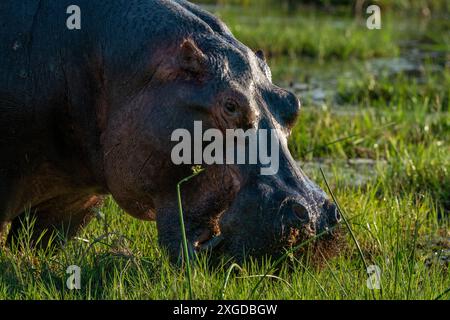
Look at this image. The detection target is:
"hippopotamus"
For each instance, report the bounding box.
[0,0,340,262]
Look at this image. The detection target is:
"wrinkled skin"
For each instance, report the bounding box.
[0,0,340,261]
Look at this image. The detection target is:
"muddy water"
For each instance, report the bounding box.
[273,44,448,107]
[299,158,387,188]
[269,23,448,189]
[422,232,450,269]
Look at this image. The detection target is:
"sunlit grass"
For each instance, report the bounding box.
[1,175,448,299]
[217,9,399,60]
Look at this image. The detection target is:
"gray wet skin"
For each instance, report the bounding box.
[0,0,340,262]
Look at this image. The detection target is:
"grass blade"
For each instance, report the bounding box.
[176,166,205,300]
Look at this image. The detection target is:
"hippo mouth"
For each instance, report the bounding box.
[193,215,226,253]
[195,233,225,252]
[192,222,343,264]
[191,210,307,257]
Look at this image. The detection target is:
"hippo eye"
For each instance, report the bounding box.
[224,100,238,114]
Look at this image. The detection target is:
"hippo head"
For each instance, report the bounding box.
[100,19,340,263]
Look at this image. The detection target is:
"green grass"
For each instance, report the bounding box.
[0,4,449,300]
[207,2,449,61]
[335,68,450,110]
[197,0,450,14]
[216,8,400,60]
[0,173,448,299]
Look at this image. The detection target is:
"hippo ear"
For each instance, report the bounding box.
[177,38,208,78]
[255,49,266,62]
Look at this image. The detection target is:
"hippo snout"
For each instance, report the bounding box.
[214,178,342,261]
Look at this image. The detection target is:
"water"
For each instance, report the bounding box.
[299,158,387,188]
[274,44,447,107]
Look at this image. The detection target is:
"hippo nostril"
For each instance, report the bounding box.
[291,203,310,224]
[334,207,341,223]
[325,201,340,225]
